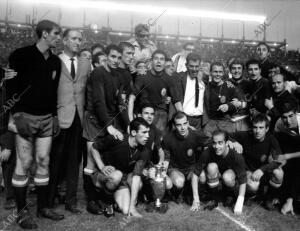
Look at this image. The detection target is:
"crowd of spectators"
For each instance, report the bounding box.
[1,25,300,71]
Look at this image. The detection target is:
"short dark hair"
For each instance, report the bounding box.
[229,58,244,70]
[92,51,106,67]
[139,103,155,114]
[151,50,167,60]
[129,117,150,133]
[246,59,261,69]
[35,20,61,39]
[62,29,82,38]
[183,42,194,50]
[186,53,201,65]
[91,43,105,53]
[269,63,280,70]
[119,42,135,53]
[135,59,146,68]
[212,130,229,142]
[105,44,122,56]
[279,102,298,115]
[80,48,90,54]
[257,42,270,52]
[252,113,270,128]
[165,57,172,62]
[210,61,224,72]
[172,111,188,125]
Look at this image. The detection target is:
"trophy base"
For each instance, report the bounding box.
[145,202,168,214]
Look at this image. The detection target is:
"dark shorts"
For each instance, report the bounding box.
[82,111,123,141]
[168,166,194,179]
[10,112,53,138]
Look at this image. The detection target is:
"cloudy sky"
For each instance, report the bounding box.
[1,0,300,50]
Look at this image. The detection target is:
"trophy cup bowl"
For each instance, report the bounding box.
[150,164,167,208]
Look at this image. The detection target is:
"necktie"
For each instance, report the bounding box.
[195,77,199,107]
[70,57,75,79]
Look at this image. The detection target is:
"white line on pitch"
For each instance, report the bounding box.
[216,207,256,231]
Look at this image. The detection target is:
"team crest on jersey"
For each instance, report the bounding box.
[260,154,267,162]
[187,149,193,157]
[220,96,226,104]
[161,88,167,96]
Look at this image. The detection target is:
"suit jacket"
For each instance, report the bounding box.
[57,55,91,129]
[175,72,209,127]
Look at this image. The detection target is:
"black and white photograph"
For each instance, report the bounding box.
[0,0,300,230]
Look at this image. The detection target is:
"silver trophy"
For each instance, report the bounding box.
[150,164,167,208]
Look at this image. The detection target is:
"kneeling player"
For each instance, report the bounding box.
[138,103,173,200]
[231,114,284,210]
[275,102,300,215]
[90,118,151,217]
[162,111,212,211]
[199,130,247,214]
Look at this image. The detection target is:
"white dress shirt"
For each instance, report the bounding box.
[59,52,78,75]
[182,75,205,116]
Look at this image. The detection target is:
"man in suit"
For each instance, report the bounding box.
[176,53,207,130]
[48,29,91,214]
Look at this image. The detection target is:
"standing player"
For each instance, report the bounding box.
[228,58,250,132]
[117,42,136,130]
[82,44,124,215]
[128,50,182,133]
[7,20,63,229]
[256,42,273,79]
[245,59,272,116]
[203,62,238,136]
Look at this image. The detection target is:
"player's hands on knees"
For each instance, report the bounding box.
[0,148,11,162]
[190,200,201,212]
[107,125,124,140]
[251,169,264,182]
[233,196,244,215]
[101,165,115,177]
[226,141,243,154]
